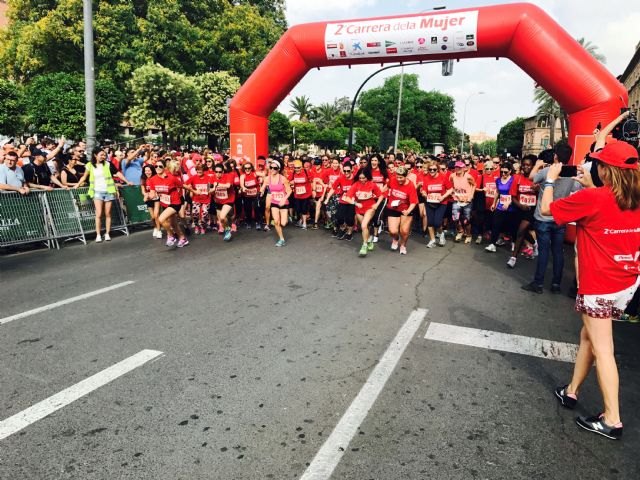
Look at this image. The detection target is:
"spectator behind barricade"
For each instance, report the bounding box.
[121,145,147,185]
[61,154,84,188]
[0,151,29,195]
[522,143,581,294]
[76,147,133,243]
[22,150,65,190]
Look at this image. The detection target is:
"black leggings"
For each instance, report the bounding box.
[426,203,446,229]
[373,197,387,227]
[243,197,259,223]
[490,210,517,245]
[336,203,356,227]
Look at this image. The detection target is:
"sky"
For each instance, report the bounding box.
[279,0,640,137]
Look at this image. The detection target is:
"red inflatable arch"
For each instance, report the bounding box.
[229,2,627,162]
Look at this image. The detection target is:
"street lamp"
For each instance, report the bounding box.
[460,91,484,154]
[83,0,96,161]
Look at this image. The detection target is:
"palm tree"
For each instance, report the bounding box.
[289,95,314,122]
[314,102,340,130]
[533,37,606,142]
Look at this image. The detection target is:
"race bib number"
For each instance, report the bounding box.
[272,191,285,205]
[356,191,372,200]
[216,189,228,200]
[195,184,208,194]
[296,186,307,195]
[486,186,496,197]
[159,194,171,205]
[520,194,536,206]
[315,184,324,193]
[499,194,512,207]
[427,193,441,203]
[390,199,401,208]
[245,187,258,197]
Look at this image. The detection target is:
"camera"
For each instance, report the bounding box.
[612,108,639,147]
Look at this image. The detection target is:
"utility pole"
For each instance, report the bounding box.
[83,0,96,160]
[393,66,405,153]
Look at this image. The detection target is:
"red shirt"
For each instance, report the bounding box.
[347,181,383,215]
[309,168,326,195]
[292,171,312,199]
[186,174,211,204]
[421,173,451,204]
[212,173,236,204]
[550,186,640,295]
[324,168,342,190]
[467,168,480,186]
[283,166,294,182]
[151,174,182,207]
[242,172,260,197]
[370,167,387,189]
[331,174,355,204]
[481,174,497,210]
[386,177,418,212]
[509,174,537,209]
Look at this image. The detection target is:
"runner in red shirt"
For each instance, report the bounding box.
[149,159,188,248]
[369,154,389,243]
[421,161,452,248]
[211,164,235,241]
[323,158,343,231]
[476,161,498,244]
[344,169,384,257]
[240,162,261,229]
[543,140,640,440]
[309,158,328,229]
[291,160,312,229]
[141,164,162,239]
[507,156,539,268]
[385,166,419,255]
[325,165,356,240]
[183,164,213,235]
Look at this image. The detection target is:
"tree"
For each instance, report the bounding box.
[497,117,525,156]
[25,72,124,140]
[315,126,348,152]
[335,110,380,151]
[289,95,314,122]
[397,138,421,154]
[0,79,25,136]
[194,71,241,148]
[128,64,201,146]
[313,103,340,130]
[476,139,497,157]
[269,111,291,150]
[334,96,351,114]
[291,120,317,148]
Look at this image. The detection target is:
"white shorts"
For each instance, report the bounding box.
[575,276,640,320]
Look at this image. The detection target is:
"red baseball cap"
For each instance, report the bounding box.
[590,141,638,170]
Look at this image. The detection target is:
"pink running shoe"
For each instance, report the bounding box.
[166,236,177,247]
[217,223,224,234]
[177,238,189,248]
[231,223,238,233]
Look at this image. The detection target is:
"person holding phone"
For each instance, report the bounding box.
[522,143,581,294]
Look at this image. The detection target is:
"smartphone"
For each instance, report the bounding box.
[560,165,578,177]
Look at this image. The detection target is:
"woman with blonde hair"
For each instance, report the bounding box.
[149,159,188,248]
[543,137,639,440]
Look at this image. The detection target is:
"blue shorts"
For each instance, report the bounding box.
[93,191,116,202]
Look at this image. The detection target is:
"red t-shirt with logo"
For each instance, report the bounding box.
[386,177,419,212]
[309,168,326,195]
[151,174,182,207]
[481,174,497,210]
[185,174,211,204]
[550,186,640,295]
[509,174,537,209]
[292,171,312,199]
[370,167,387,189]
[212,173,236,205]
[324,168,342,190]
[331,174,355,204]
[421,173,451,204]
[347,181,383,215]
[242,172,260,198]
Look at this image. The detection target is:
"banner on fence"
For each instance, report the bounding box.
[0,192,51,247]
[120,186,151,224]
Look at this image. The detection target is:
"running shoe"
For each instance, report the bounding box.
[426,239,436,248]
[255,222,261,230]
[152,228,159,238]
[576,414,623,440]
[166,236,177,247]
[177,238,189,248]
[367,238,375,251]
[312,223,319,230]
[475,235,482,245]
[532,242,539,257]
[372,235,379,243]
[301,224,308,230]
[223,229,232,242]
[344,233,353,241]
[399,246,407,255]
[454,233,463,242]
[231,223,237,233]
[521,282,543,294]
[337,230,347,240]
[551,284,562,294]
[359,244,368,257]
[275,239,286,247]
[438,232,446,247]
[154,229,163,239]
[391,239,399,251]
[485,243,497,252]
[324,222,333,230]
[263,224,270,232]
[104,233,111,241]
[218,224,224,234]
[95,234,102,243]
[464,235,471,244]
[521,246,534,258]
[200,227,206,235]
[246,223,252,230]
[495,238,506,246]
[507,256,517,268]
[554,385,577,410]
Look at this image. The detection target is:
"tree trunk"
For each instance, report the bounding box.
[161,128,168,148]
[207,134,216,150]
[549,114,556,147]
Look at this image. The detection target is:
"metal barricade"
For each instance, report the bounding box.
[0,191,55,249]
[43,189,86,245]
[68,187,129,237]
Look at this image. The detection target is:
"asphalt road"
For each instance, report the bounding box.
[1,226,639,480]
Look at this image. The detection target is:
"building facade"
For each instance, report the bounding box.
[620,41,640,119]
[522,115,562,157]
[0,1,8,29]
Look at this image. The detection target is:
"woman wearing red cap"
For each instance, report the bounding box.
[544,126,640,440]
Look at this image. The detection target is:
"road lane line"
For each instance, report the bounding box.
[0,349,163,441]
[0,281,135,325]
[424,322,578,363]
[300,308,428,480]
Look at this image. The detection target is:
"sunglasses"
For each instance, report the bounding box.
[214,170,223,173]
[485,168,494,171]
[206,160,213,163]
[155,165,164,169]
[500,170,510,174]
[244,167,252,170]
[269,166,280,170]
[428,168,438,172]
[343,170,352,173]
[439,167,447,171]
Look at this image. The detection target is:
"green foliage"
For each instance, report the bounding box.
[475,139,497,156]
[291,120,318,146]
[358,74,456,150]
[268,111,291,148]
[315,126,348,151]
[334,110,380,151]
[25,72,124,140]
[127,63,201,142]
[314,103,340,130]
[0,79,25,135]
[397,138,421,154]
[194,71,240,137]
[289,95,313,122]
[497,117,525,156]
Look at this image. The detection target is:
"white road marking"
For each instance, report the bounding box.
[0,349,163,441]
[0,281,135,325]
[300,308,428,480]
[424,322,578,363]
